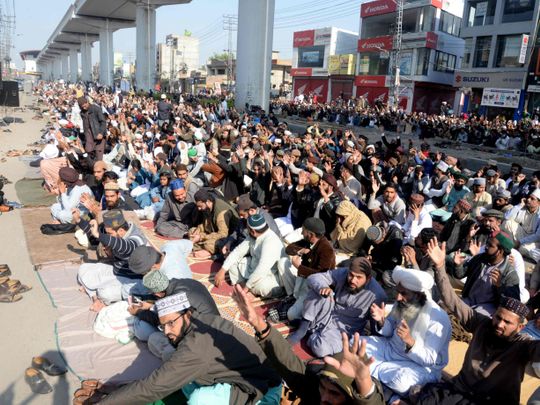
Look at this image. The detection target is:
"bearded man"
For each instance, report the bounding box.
[366,267,451,401]
[99,292,282,405]
[505,189,540,263]
[287,257,387,358]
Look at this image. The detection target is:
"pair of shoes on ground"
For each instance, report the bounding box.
[0,268,31,303]
[24,357,67,394]
[73,379,115,404]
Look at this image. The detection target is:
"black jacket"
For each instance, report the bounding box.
[81,104,107,140]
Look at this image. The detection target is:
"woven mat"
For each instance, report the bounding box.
[15,177,56,207]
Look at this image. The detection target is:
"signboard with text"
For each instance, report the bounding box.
[291,67,313,77]
[454,71,524,89]
[519,34,529,64]
[328,54,356,75]
[361,0,396,18]
[293,30,315,48]
[481,88,521,108]
[358,36,393,53]
[354,75,387,87]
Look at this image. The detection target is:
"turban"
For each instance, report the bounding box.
[93,160,109,172]
[143,270,170,293]
[303,217,325,235]
[494,232,514,254]
[392,266,434,295]
[531,189,540,200]
[128,246,161,275]
[322,173,338,190]
[456,199,472,213]
[169,179,185,191]
[155,292,191,317]
[500,296,529,319]
[247,213,267,230]
[58,167,83,187]
[366,225,384,242]
[349,257,372,278]
[102,209,126,230]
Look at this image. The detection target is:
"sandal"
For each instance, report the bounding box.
[24,367,52,394]
[0,284,22,303]
[32,356,67,376]
[74,388,94,398]
[0,264,11,277]
[81,379,102,391]
[3,279,32,294]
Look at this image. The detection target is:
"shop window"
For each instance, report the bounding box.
[419,6,436,32]
[434,51,456,73]
[462,38,473,68]
[415,48,430,75]
[495,35,524,67]
[439,11,461,36]
[358,53,389,76]
[467,0,496,27]
[473,36,491,68]
[502,0,535,23]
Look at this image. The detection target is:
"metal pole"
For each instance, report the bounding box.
[390,0,403,109]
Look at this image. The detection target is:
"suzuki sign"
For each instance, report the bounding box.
[454,71,525,89]
[361,0,396,18]
[358,36,393,53]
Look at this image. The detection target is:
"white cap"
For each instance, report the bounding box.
[161,94,167,99]
[40,143,59,160]
[134,133,143,140]
[58,119,69,127]
[155,292,191,317]
[274,138,282,144]
[347,140,355,148]
[194,129,203,141]
[284,130,292,136]
[531,189,540,200]
[366,144,375,151]
[145,131,153,138]
[437,161,449,173]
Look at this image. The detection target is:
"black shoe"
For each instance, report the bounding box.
[31,356,67,376]
[24,367,52,394]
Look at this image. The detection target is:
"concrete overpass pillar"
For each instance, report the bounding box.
[99,26,114,86]
[61,53,70,81]
[136,2,156,91]
[53,58,62,80]
[69,48,79,83]
[81,38,92,82]
[235,0,275,111]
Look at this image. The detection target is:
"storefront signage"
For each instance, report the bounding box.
[354,75,387,87]
[361,0,396,18]
[358,36,393,53]
[291,67,312,77]
[314,27,332,46]
[293,30,315,48]
[426,32,438,49]
[481,88,521,108]
[519,34,529,64]
[328,54,356,75]
[527,85,540,93]
[454,71,525,89]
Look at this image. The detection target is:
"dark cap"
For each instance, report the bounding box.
[482,209,504,220]
[128,246,161,275]
[322,173,338,190]
[303,217,325,235]
[102,209,127,229]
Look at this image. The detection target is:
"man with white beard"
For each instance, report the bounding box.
[366,267,451,403]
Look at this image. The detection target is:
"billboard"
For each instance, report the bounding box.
[293,30,315,48]
[293,78,329,102]
[481,88,521,108]
[298,45,326,68]
[328,54,356,75]
[354,75,387,87]
[358,36,393,53]
[291,68,313,77]
[361,0,396,18]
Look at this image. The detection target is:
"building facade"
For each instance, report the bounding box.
[157,34,200,90]
[455,0,540,119]
[291,27,359,103]
[356,0,465,113]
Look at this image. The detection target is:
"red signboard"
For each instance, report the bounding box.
[354,75,387,87]
[361,0,397,18]
[358,36,393,53]
[293,30,315,48]
[431,0,443,8]
[426,32,438,49]
[294,78,329,103]
[291,67,313,77]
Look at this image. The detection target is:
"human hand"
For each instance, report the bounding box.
[323,332,374,396]
[453,249,466,266]
[214,268,226,287]
[469,239,481,257]
[489,268,502,287]
[232,284,267,332]
[402,245,417,266]
[397,319,415,348]
[89,219,99,238]
[71,208,81,224]
[426,237,446,270]
[371,178,380,194]
[370,302,386,324]
[319,288,334,298]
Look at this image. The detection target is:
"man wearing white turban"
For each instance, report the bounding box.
[366,267,451,402]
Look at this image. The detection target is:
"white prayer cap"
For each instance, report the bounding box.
[193,129,203,140]
[284,130,292,136]
[473,177,486,186]
[161,94,167,99]
[347,140,355,148]
[531,189,540,200]
[366,144,375,151]
[274,138,282,144]
[155,292,191,317]
[40,143,59,160]
[134,133,143,140]
[145,131,154,138]
[392,266,434,295]
[174,116,181,121]
[58,119,69,127]
[437,161,449,173]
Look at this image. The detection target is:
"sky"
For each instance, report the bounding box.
[12,0,363,68]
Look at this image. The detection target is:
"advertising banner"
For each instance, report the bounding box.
[294,78,329,102]
[361,0,396,18]
[328,54,356,75]
[354,75,387,87]
[519,34,529,64]
[454,71,524,89]
[426,32,438,49]
[291,68,313,77]
[481,88,521,108]
[293,30,315,48]
[358,36,393,53]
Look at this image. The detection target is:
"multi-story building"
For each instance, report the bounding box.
[157,34,200,88]
[356,0,465,113]
[291,27,359,102]
[455,0,540,118]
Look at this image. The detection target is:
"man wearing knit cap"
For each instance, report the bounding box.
[447,230,520,316]
[100,291,283,405]
[402,193,432,245]
[485,169,506,198]
[439,199,476,254]
[155,179,196,239]
[423,161,451,208]
[215,213,286,298]
[50,167,92,223]
[278,217,336,320]
[464,177,492,214]
[366,267,451,400]
[421,238,540,405]
[505,189,540,263]
[288,257,387,358]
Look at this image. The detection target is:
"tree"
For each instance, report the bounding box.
[211,52,232,61]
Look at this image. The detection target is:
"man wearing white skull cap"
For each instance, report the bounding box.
[100,292,282,405]
[365,267,451,401]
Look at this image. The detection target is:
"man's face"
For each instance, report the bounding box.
[196,201,210,212]
[473,184,485,194]
[172,188,186,203]
[346,270,367,293]
[94,167,105,181]
[484,217,501,233]
[159,176,169,187]
[318,377,348,405]
[487,175,496,185]
[494,197,507,208]
[320,180,330,194]
[510,166,519,176]
[454,178,466,189]
[383,187,397,203]
[176,170,188,180]
[159,311,190,347]
[104,191,119,208]
[485,238,500,259]
[526,195,540,211]
[414,236,428,254]
[395,284,419,308]
[491,307,524,339]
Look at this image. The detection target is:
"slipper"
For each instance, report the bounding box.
[73,394,90,405]
[3,279,32,294]
[0,290,22,303]
[31,356,67,376]
[81,379,102,391]
[24,367,52,394]
[0,264,11,277]
[74,388,94,398]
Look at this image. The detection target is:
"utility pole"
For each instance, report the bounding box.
[223,14,237,93]
[390,0,403,109]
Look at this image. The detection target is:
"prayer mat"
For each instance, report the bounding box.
[15,177,56,207]
[140,220,179,241]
